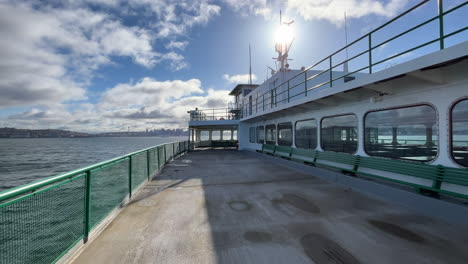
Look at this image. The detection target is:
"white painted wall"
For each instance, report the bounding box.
[238,57,468,168]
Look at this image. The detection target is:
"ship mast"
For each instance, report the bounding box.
[273,11,294,72]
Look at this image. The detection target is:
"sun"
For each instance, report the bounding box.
[274,24,294,46]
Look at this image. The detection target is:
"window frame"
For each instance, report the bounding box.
[450,98,468,167]
[249,127,256,143]
[211,130,221,141]
[200,130,210,141]
[222,130,232,141]
[363,103,439,163]
[265,124,277,145]
[256,126,265,144]
[294,118,318,150]
[277,122,293,146]
[320,113,358,154]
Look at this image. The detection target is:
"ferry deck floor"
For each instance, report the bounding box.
[71,149,468,264]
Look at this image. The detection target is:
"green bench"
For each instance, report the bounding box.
[262,144,276,155]
[260,144,468,200]
[356,156,440,196]
[315,151,360,174]
[274,146,292,159]
[291,148,318,164]
[438,167,468,199]
[211,140,237,148]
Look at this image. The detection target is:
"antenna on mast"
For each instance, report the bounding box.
[249,44,252,84]
[344,12,349,73]
[273,10,294,72]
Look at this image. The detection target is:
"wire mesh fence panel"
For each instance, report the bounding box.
[132,153,148,190]
[164,144,169,161]
[168,143,174,159]
[158,146,164,168]
[175,142,180,155]
[0,140,188,264]
[90,159,129,228]
[0,175,85,264]
[148,148,158,176]
[164,145,170,162]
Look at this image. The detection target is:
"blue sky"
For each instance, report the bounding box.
[0,0,466,132]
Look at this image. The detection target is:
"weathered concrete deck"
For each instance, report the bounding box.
[72,150,468,264]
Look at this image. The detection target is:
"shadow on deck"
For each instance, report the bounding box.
[71,149,468,264]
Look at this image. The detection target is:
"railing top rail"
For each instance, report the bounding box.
[263,0,437,94]
[0,140,186,202]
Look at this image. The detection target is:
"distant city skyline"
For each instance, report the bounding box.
[0,127,188,138]
[0,0,465,132]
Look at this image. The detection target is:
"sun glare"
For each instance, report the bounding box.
[274,24,294,45]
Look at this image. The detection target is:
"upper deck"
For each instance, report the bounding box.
[239,0,467,121]
[70,149,468,264]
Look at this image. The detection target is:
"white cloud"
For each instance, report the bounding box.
[287,0,408,26]
[166,41,189,50]
[100,77,203,109]
[223,74,258,84]
[222,0,272,18]
[2,77,231,132]
[0,1,165,108]
[143,0,221,38]
[0,0,223,109]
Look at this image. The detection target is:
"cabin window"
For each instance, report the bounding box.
[278,123,293,146]
[265,124,276,145]
[233,130,238,140]
[249,96,253,116]
[256,126,265,143]
[321,115,358,154]
[223,130,232,140]
[200,131,209,141]
[212,131,221,141]
[295,119,317,149]
[452,99,468,167]
[249,127,256,143]
[364,105,437,162]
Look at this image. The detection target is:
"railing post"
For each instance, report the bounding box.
[146,150,150,180]
[287,81,290,103]
[304,71,308,96]
[274,88,277,106]
[83,170,91,243]
[263,94,265,111]
[368,33,373,74]
[163,144,167,162]
[329,56,333,87]
[172,143,175,159]
[157,147,161,171]
[256,97,258,113]
[128,156,132,198]
[438,0,445,50]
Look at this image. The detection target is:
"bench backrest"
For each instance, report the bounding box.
[275,146,292,157]
[259,145,468,200]
[262,144,276,153]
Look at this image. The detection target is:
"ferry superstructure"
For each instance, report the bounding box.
[1,1,468,264]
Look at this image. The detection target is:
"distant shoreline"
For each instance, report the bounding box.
[0,127,188,138]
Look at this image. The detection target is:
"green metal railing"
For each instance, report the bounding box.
[244,0,467,117]
[0,140,189,264]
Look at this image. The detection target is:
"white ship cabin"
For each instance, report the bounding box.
[238,42,468,171]
[188,84,258,148]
